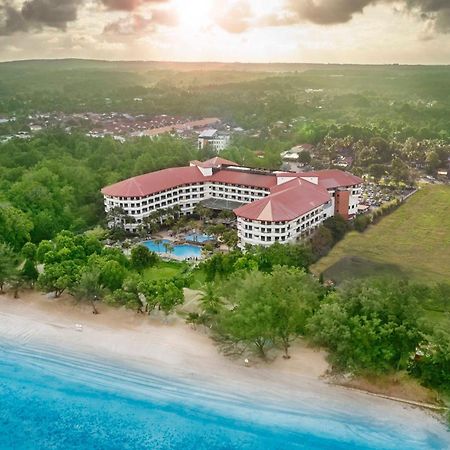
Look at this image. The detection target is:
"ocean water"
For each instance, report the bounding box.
[1,339,449,450]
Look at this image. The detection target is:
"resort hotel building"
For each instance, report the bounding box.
[101,157,363,248]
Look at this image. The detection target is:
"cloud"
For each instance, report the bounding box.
[0,4,28,35]
[256,1,405,28]
[103,10,176,35]
[213,0,253,34]
[0,0,83,35]
[0,0,171,35]
[100,0,167,11]
[406,0,450,33]
[21,0,83,28]
[221,0,450,37]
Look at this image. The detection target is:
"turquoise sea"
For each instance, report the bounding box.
[1,338,449,450]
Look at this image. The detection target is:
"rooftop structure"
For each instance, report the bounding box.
[102,158,362,248]
[281,144,316,162]
[197,129,231,152]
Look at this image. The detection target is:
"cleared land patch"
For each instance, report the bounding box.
[312,185,450,284]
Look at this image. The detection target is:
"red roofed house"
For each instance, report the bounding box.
[101,157,362,247]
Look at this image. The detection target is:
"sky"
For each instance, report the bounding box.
[0,0,449,64]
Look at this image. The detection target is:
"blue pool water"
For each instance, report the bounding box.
[185,233,214,243]
[1,339,449,450]
[143,239,202,259]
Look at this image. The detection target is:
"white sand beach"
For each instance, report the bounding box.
[0,290,449,443]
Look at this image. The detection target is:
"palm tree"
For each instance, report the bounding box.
[199,283,223,317]
[106,206,128,230]
[163,242,174,255]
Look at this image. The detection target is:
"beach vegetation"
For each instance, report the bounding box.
[0,205,33,251]
[199,243,313,283]
[409,329,450,394]
[72,267,104,314]
[98,260,128,291]
[0,243,19,293]
[37,261,77,298]
[21,242,37,261]
[20,258,39,287]
[306,279,422,373]
[213,267,322,359]
[130,245,159,273]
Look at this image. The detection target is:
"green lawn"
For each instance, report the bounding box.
[142,261,187,282]
[312,185,450,285]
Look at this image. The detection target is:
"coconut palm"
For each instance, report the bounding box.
[199,283,223,317]
[163,242,175,255]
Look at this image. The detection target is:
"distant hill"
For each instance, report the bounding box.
[2,58,448,73]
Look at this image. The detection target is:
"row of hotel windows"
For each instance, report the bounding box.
[111,185,360,204]
[132,203,197,224]
[242,216,322,236]
[108,184,268,210]
[242,222,321,242]
[244,224,288,233]
[243,233,287,242]
[210,186,267,196]
[242,209,323,232]
[115,197,204,216]
[109,193,270,216]
[111,182,269,202]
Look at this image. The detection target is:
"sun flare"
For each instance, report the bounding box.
[172,0,214,30]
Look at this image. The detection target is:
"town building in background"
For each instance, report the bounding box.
[197,129,231,152]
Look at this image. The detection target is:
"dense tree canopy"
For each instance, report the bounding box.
[307,279,423,373]
[0,133,200,246]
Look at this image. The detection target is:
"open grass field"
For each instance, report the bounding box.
[312,185,450,285]
[142,261,186,282]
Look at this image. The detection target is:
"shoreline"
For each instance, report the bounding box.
[0,290,449,438]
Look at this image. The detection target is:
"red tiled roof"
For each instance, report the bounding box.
[195,157,238,168]
[275,170,362,189]
[101,166,204,197]
[297,170,363,189]
[234,178,330,222]
[210,169,277,189]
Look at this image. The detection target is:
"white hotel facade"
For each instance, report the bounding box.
[102,157,362,248]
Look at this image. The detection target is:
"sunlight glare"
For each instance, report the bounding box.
[173,0,214,30]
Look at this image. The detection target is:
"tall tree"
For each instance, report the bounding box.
[73,268,104,314]
[130,245,158,273]
[0,243,18,293]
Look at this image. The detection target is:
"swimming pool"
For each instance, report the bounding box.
[143,239,202,259]
[185,233,214,243]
